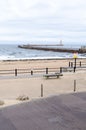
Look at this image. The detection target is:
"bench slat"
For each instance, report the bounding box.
[43,73,63,79]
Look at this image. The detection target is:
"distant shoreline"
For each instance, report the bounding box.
[1,57,86,62]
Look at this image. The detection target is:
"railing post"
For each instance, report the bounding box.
[80,61,81,67]
[15,69,17,76]
[46,68,48,74]
[74,58,76,68]
[41,84,43,97]
[74,80,76,92]
[31,70,33,75]
[74,66,76,73]
[60,67,62,73]
[71,62,73,67]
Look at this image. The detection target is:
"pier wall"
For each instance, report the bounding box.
[18,45,86,53]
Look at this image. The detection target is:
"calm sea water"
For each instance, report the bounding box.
[0,43,85,60]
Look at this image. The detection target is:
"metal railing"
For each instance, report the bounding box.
[0,67,60,77]
[0,60,86,78]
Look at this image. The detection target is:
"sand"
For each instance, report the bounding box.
[0,58,86,107]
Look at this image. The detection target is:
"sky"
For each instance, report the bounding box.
[0,0,86,44]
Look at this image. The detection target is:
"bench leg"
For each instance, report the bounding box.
[45,76,49,79]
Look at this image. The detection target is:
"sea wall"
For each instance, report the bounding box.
[18,45,86,53]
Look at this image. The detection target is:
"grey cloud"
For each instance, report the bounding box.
[0,0,86,42]
[31,2,50,10]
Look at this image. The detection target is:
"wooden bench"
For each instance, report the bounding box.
[43,73,63,79]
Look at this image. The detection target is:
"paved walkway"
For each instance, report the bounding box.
[0,92,86,130]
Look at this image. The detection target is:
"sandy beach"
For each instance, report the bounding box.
[0,58,86,107]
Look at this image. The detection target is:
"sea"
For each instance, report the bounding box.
[0,43,86,60]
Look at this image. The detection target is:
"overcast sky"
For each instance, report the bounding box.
[0,0,86,44]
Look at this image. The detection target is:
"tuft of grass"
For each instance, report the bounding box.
[0,100,5,105]
[16,95,29,101]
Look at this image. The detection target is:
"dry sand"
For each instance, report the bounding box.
[0,59,86,107]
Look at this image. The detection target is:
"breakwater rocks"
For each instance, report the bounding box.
[18,45,86,53]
